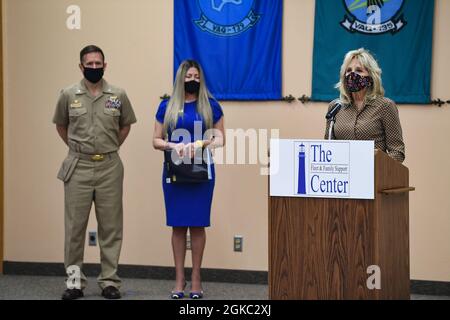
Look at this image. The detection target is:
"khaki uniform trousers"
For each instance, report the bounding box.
[64,152,123,290]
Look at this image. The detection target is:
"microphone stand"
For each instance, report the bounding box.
[325,102,341,140]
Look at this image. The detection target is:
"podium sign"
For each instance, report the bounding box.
[270,139,374,199]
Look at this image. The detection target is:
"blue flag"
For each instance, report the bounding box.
[312,0,434,104]
[174,0,282,100]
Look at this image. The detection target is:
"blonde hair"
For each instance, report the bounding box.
[336,48,384,104]
[163,60,214,136]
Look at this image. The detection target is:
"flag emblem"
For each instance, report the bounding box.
[341,0,406,34]
[194,0,260,36]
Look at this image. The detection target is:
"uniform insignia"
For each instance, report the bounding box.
[105,96,122,110]
[70,100,82,108]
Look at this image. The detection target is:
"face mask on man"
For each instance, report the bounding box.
[345,72,373,92]
[185,80,200,94]
[83,67,104,84]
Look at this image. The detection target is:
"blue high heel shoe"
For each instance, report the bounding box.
[189,290,204,299]
[170,282,187,299]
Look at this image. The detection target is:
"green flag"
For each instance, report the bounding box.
[312,0,434,104]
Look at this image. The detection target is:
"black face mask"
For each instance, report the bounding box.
[83,67,104,84]
[345,72,373,93]
[185,80,200,94]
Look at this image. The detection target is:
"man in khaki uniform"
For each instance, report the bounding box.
[53,45,136,300]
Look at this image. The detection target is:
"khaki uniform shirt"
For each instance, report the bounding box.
[53,79,137,154]
[325,96,405,162]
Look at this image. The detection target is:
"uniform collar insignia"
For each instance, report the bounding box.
[102,80,116,94]
[76,79,116,95]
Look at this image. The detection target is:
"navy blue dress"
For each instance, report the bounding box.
[156,98,224,227]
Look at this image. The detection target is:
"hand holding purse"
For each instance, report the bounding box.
[164,145,211,184]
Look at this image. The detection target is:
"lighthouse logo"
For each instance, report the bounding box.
[297,143,307,195]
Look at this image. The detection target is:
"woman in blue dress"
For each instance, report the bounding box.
[153,60,225,299]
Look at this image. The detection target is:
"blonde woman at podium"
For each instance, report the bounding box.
[324,48,405,162]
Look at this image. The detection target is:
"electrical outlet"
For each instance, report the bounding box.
[186,233,191,250]
[88,231,97,246]
[234,235,243,252]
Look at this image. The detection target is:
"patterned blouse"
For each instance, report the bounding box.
[324,96,405,162]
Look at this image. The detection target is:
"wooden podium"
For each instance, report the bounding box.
[269,150,413,299]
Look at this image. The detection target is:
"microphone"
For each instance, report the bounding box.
[325,102,342,120]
